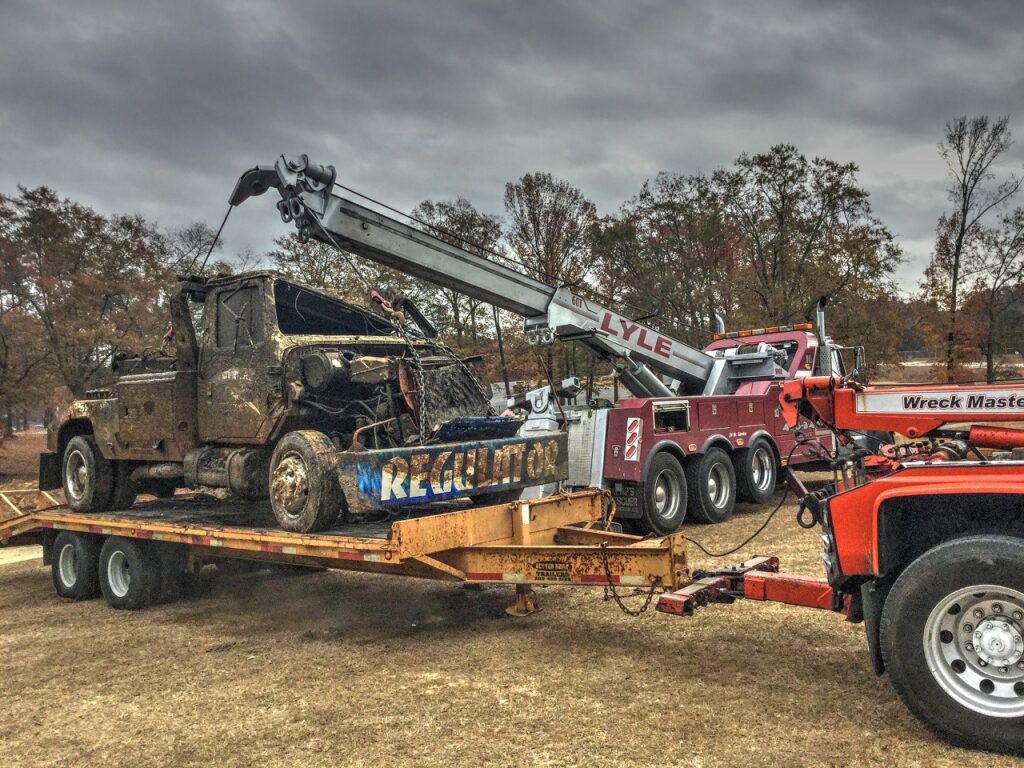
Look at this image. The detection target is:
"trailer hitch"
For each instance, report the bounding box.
[656,556,780,616]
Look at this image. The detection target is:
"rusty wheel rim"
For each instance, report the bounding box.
[271,451,310,519]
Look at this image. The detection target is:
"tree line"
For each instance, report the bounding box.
[2,115,1022,436]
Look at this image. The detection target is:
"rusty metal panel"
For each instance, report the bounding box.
[338,432,568,513]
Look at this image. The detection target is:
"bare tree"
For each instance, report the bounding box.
[504,173,596,379]
[925,116,1022,380]
[968,208,1024,382]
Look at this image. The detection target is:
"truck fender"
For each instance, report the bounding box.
[698,434,732,456]
[744,429,778,457]
[641,439,687,479]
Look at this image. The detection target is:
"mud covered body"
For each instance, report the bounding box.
[41,272,563,516]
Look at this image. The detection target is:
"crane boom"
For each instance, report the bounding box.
[230,155,783,395]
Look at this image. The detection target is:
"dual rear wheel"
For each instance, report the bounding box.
[633,439,778,534]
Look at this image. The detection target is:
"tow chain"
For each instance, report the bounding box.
[599,540,661,617]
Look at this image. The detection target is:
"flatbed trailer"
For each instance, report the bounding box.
[0,487,835,620]
[0,489,713,614]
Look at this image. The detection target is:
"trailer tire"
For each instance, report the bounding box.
[880,534,1024,754]
[51,532,101,600]
[635,452,687,535]
[686,447,736,524]
[269,430,344,533]
[62,435,114,513]
[733,438,777,505]
[98,537,161,610]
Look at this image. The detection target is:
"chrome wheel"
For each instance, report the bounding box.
[271,451,310,520]
[652,468,682,522]
[106,550,131,599]
[750,446,774,493]
[65,449,88,501]
[924,584,1024,718]
[57,543,78,587]
[707,462,731,509]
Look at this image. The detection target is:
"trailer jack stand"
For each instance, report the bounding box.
[506,584,541,617]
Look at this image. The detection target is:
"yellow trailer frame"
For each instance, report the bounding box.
[0,489,690,614]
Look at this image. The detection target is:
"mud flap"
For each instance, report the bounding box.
[861,579,886,675]
[38,452,61,491]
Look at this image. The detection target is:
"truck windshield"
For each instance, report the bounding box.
[274,281,394,336]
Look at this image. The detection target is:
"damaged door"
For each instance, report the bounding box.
[197,280,271,442]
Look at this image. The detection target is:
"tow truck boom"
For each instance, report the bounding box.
[229,155,785,397]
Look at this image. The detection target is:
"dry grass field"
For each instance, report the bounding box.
[0,430,1018,767]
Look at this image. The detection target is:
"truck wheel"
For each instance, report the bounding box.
[880,535,1024,754]
[109,462,139,510]
[269,430,344,533]
[51,531,101,600]
[686,447,736,524]
[635,452,687,535]
[733,438,777,504]
[98,537,161,610]
[62,435,113,513]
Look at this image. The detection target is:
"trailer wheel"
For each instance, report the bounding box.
[880,535,1024,754]
[51,531,101,600]
[635,452,687,535]
[269,430,344,533]
[98,537,161,610]
[62,435,113,513]
[733,438,777,504]
[686,447,736,524]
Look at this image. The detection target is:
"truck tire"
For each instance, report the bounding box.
[109,462,139,511]
[635,452,687,535]
[51,531,101,600]
[733,438,777,505]
[880,534,1024,754]
[269,430,345,533]
[686,447,736,524]
[62,435,114,513]
[98,537,161,610]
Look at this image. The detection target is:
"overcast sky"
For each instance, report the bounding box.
[2,0,1023,291]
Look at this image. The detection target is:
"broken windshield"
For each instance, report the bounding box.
[274,280,394,336]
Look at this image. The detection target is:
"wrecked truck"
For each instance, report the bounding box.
[39,271,566,532]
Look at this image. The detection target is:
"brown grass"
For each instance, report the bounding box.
[0,482,1016,768]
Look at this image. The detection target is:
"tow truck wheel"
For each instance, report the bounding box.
[635,452,687,535]
[62,435,114,513]
[51,531,101,600]
[686,447,737,524]
[733,438,777,504]
[98,537,161,610]
[269,430,345,533]
[880,535,1024,754]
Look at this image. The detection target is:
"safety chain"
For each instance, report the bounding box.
[599,541,660,617]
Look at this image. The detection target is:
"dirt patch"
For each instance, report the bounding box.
[0,429,46,487]
[0,492,1016,768]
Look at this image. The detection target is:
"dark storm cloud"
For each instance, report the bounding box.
[2,0,1023,290]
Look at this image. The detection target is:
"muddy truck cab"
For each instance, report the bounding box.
[40,271,566,532]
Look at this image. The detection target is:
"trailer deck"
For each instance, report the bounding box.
[0,489,696,613]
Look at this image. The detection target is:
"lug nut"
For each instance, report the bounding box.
[1000,666,1009,673]
[1014,611,1023,621]
[964,623,974,633]
[994,604,1004,614]
[966,643,974,652]
[979,660,988,667]
[974,608,985,619]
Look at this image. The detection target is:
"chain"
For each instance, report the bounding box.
[599,541,660,617]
